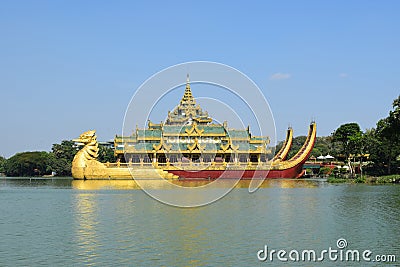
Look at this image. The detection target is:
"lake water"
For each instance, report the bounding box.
[0,178,399,266]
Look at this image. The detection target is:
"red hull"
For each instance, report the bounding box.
[168,165,305,179]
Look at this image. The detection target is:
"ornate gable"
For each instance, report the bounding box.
[153,139,172,152]
[220,139,239,152]
[185,122,204,136]
[187,138,206,152]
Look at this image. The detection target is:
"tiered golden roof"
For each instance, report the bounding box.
[166,74,212,125]
[114,75,270,164]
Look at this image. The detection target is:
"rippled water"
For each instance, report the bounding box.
[0,178,399,266]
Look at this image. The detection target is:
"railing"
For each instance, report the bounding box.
[105,162,154,168]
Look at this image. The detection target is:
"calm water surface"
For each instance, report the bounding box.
[0,178,399,266]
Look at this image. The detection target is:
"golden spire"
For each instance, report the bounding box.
[166,74,212,125]
[181,74,195,105]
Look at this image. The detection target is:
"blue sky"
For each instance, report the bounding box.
[0,1,399,157]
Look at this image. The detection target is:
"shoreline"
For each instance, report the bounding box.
[1,176,399,184]
[327,174,400,184]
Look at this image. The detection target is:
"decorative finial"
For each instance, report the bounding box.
[186,73,190,83]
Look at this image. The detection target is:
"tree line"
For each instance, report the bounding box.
[0,141,115,177]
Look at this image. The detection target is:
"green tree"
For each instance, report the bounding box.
[4,152,53,177]
[52,140,77,161]
[0,156,6,174]
[375,121,399,174]
[50,140,78,176]
[362,128,382,175]
[311,136,334,158]
[367,96,400,175]
[98,145,116,163]
[287,136,307,159]
[384,95,400,172]
[360,96,400,175]
[47,153,72,177]
[332,123,363,176]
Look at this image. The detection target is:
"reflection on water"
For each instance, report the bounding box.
[71,178,321,190]
[72,180,141,190]
[74,193,99,265]
[0,178,399,266]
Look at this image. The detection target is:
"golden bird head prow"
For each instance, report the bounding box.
[73,130,97,145]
